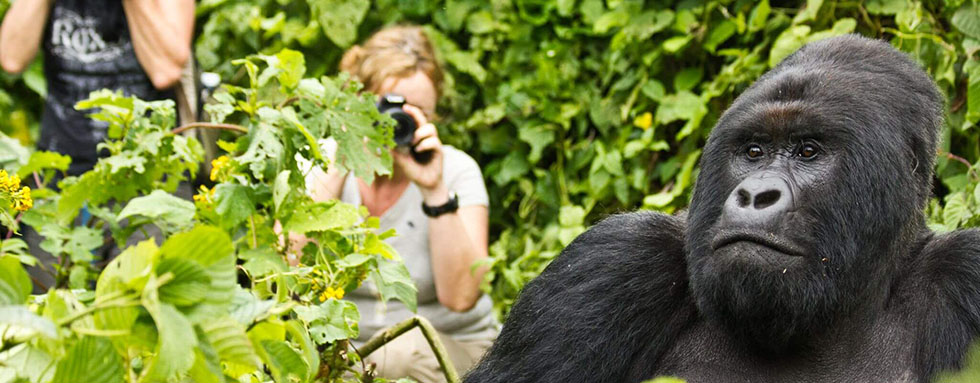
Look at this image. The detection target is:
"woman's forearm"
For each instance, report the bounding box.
[0,0,52,73]
[121,0,194,90]
[426,181,490,312]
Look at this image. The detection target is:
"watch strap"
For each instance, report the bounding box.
[422,192,459,217]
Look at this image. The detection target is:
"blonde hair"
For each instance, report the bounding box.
[339,25,443,99]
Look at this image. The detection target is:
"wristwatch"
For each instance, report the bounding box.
[422,192,459,217]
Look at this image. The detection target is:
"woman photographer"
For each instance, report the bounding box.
[306,25,496,382]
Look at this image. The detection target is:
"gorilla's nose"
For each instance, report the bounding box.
[723,173,793,225]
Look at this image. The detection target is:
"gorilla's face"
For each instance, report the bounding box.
[684,36,941,353]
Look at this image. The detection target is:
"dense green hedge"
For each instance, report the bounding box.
[3,0,980,318]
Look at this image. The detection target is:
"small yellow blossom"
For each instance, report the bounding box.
[0,170,21,194]
[633,112,653,130]
[0,171,31,212]
[210,155,232,181]
[193,185,215,204]
[320,286,345,301]
[10,186,32,212]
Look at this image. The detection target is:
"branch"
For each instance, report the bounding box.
[358,316,460,383]
[942,151,979,181]
[172,122,248,135]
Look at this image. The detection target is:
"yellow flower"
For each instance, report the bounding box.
[0,170,21,195]
[322,286,345,301]
[633,112,653,130]
[10,186,32,212]
[210,155,232,181]
[193,185,215,204]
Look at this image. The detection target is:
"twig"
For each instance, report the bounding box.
[172,122,248,135]
[32,171,43,189]
[358,316,460,383]
[943,151,979,181]
[4,212,22,240]
[249,215,258,249]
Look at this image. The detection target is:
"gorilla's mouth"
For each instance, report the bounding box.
[711,229,806,257]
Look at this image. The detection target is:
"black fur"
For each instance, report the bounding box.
[465,35,980,383]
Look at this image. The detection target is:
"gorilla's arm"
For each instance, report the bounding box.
[465,212,696,383]
[916,229,980,379]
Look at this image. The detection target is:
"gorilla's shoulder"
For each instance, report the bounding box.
[550,210,687,272]
[909,229,980,377]
[464,211,694,383]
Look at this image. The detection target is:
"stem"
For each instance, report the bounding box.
[358,316,460,383]
[943,151,979,181]
[4,212,22,239]
[172,122,248,135]
[56,295,141,326]
[32,171,43,189]
[249,215,258,249]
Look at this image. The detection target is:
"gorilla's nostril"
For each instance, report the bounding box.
[754,190,781,209]
[737,189,751,208]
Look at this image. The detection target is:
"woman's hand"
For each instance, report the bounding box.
[395,104,449,205]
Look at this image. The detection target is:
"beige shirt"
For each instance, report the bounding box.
[340,145,499,343]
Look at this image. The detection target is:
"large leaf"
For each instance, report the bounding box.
[118,190,195,231]
[50,336,124,383]
[200,316,261,369]
[156,257,210,307]
[284,200,360,234]
[0,344,56,383]
[0,306,58,339]
[143,287,197,382]
[261,340,310,383]
[952,2,980,39]
[292,299,360,344]
[158,226,236,322]
[371,257,418,312]
[0,256,31,305]
[213,183,256,228]
[309,0,369,48]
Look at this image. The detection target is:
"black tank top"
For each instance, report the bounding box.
[39,0,175,175]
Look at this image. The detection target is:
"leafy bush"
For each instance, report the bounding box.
[2,0,979,321]
[186,0,980,319]
[0,51,419,383]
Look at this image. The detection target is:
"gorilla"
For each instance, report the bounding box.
[465,35,980,382]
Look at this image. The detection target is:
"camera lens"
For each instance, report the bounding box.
[377,94,417,147]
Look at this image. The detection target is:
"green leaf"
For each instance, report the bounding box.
[51,336,124,383]
[274,49,306,90]
[156,258,210,307]
[292,299,360,344]
[213,183,255,228]
[807,18,856,43]
[943,192,971,230]
[143,293,197,381]
[158,226,236,321]
[952,2,980,39]
[558,205,586,227]
[261,340,310,383]
[0,306,58,339]
[865,0,906,15]
[229,288,277,325]
[309,0,369,48]
[0,256,31,305]
[285,200,360,233]
[792,0,823,24]
[674,68,703,92]
[200,316,261,368]
[16,151,71,179]
[642,79,666,101]
[769,25,811,67]
[0,344,56,383]
[273,170,291,213]
[518,125,555,164]
[118,190,195,232]
[748,0,770,32]
[372,257,418,312]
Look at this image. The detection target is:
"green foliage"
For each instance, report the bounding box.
[0,49,415,382]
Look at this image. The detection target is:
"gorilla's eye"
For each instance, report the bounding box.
[798,143,820,159]
[746,145,764,159]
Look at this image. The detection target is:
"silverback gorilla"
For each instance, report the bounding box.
[465,35,980,382]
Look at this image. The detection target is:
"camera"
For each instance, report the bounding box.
[376,93,432,164]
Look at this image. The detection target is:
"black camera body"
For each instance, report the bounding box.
[376,93,433,164]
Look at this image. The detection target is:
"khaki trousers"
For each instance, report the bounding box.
[363,327,494,383]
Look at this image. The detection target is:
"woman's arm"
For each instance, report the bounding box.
[398,105,490,312]
[121,0,195,90]
[0,0,53,73]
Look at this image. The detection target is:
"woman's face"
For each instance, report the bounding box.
[379,70,437,119]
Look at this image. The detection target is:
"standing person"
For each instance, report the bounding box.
[304,25,497,382]
[0,0,195,175]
